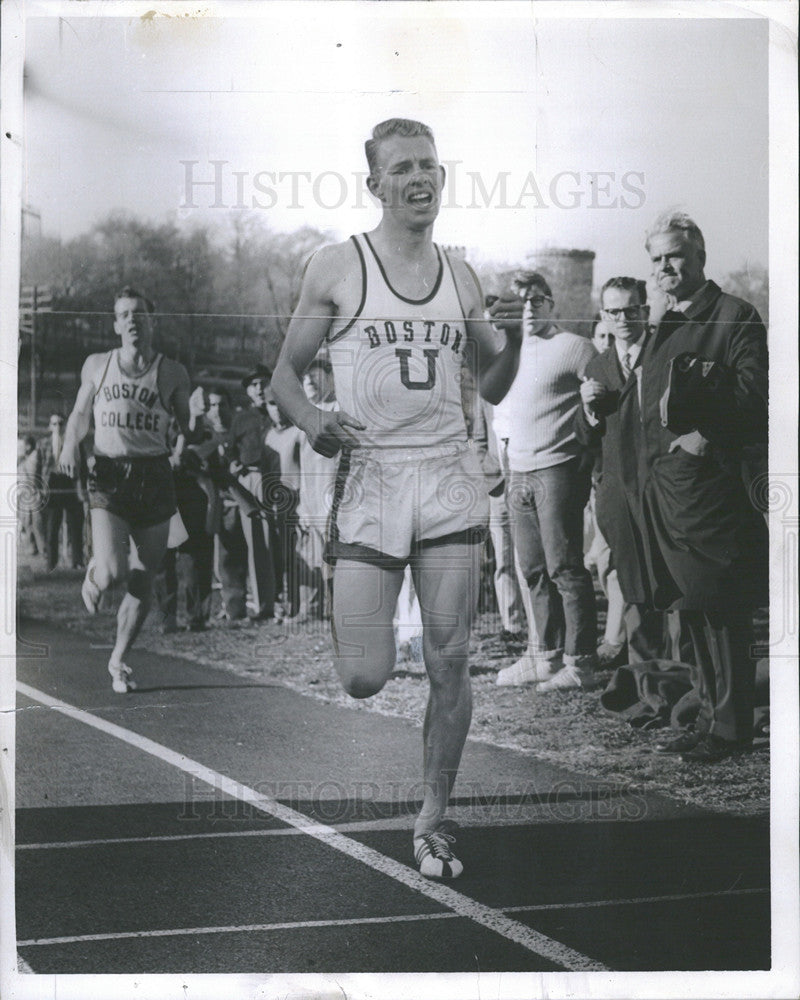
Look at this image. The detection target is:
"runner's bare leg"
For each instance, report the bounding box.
[331,559,405,699]
[109,519,170,669]
[88,508,131,593]
[411,540,479,838]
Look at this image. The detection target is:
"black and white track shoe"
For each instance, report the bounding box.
[413,830,463,879]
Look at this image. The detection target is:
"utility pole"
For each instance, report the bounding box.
[30,286,37,428]
[20,284,52,429]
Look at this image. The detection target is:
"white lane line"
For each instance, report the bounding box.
[17,912,459,948]
[18,828,324,850]
[17,681,610,972]
[504,886,768,912]
[17,820,414,851]
[16,887,769,950]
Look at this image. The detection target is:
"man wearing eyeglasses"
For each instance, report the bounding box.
[496,271,598,691]
[576,278,672,668]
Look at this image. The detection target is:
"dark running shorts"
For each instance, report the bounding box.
[88,454,177,529]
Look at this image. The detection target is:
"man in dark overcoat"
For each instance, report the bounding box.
[632,211,768,761]
[575,277,676,666]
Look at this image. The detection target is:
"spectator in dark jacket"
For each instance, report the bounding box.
[38,412,84,570]
[225,366,280,621]
[632,211,767,761]
[18,435,46,557]
[576,279,679,667]
[159,448,218,632]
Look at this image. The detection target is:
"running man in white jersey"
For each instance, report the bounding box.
[271,119,523,878]
[59,287,206,693]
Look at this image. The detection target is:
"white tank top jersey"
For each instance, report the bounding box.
[326,234,470,450]
[92,349,172,458]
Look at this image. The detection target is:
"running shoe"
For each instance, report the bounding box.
[108,662,136,694]
[596,641,626,668]
[413,830,463,879]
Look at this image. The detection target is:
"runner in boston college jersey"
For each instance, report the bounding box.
[93,349,172,455]
[272,119,524,879]
[59,287,206,694]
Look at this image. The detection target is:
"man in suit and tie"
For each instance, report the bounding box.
[575,277,670,667]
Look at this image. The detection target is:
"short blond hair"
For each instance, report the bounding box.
[365,119,436,177]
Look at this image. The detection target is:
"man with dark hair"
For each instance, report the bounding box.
[590,316,615,354]
[631,211,768,762]
[495,270,598,691]
[59,287,206,692]
[264,391,303,621]
[38,411,85,570]
[224,364,280,621]
[188,385,251,623]
[583,315,625,665]
[576,276,672,667]
[272,118,523,878]
[18,434,46,558]
[291,356,339,622]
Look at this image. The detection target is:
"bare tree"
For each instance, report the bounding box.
[720,262,769,326]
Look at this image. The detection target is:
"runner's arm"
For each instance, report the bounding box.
[454,260,523,405]
[272,246,365,457]
[59,355,101,478]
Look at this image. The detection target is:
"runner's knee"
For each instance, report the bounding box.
[341,674,385,699]
[422,625,470,670]
[336,654,394,699]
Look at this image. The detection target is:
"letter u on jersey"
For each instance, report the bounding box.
[395,348,439,390]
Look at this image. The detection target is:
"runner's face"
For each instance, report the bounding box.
[370,136,444,229]
[114,296,154,350]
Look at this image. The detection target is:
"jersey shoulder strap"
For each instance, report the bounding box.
[326,235,368,343]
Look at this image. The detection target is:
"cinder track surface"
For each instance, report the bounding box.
[15,620,769,975]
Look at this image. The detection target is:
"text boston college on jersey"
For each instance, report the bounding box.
[97,379,164,431]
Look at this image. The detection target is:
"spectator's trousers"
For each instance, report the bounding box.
[509,458,597,658]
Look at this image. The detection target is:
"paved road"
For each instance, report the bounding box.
[14,619,770,975]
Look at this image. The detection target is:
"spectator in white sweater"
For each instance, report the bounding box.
[496,271,598,690]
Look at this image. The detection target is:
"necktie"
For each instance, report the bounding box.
[621,351,632,380]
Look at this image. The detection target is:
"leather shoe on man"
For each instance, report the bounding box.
[654,729,703,754]
[681,733,747,763]
[596,641,626,669]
